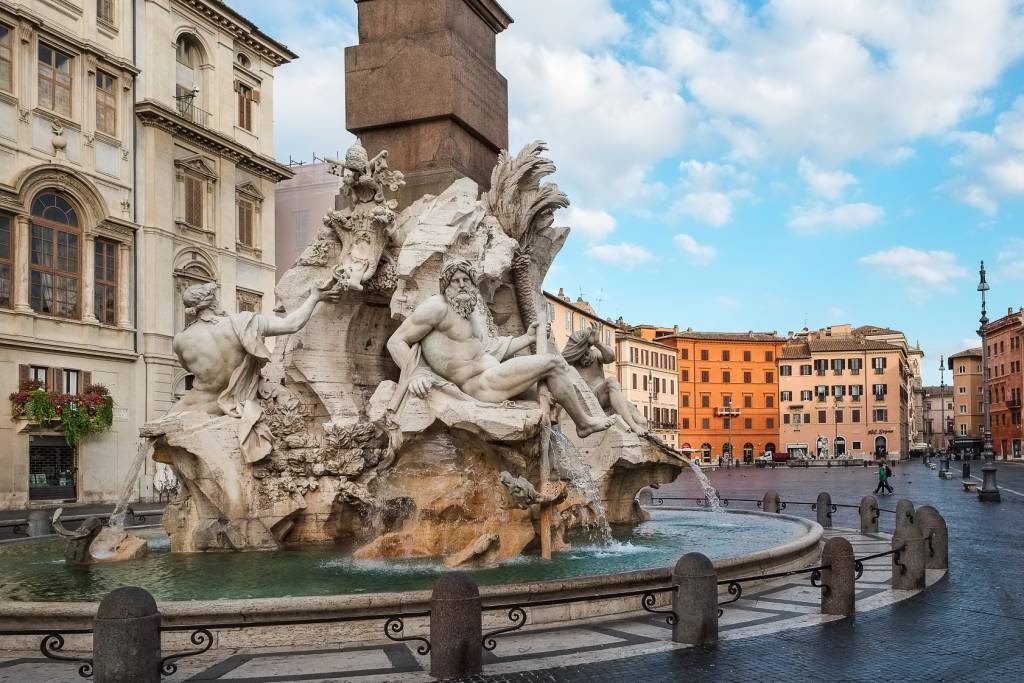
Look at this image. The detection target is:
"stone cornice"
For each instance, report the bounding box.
[0,331,138,361]
[135,100,294,182]
[175,0,298,65]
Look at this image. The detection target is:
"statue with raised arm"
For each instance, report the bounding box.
[170,280,332,462]
[386,259,616,438]
[562,326,650,436]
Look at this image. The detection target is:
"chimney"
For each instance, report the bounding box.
[673,324,679,334]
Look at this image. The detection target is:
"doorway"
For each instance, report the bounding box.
[29,435,77,501]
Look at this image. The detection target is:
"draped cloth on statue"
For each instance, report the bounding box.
[218,312,274,464]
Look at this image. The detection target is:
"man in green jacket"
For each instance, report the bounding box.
[873,458,894,495]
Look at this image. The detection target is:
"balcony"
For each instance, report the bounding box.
[714,407,741,417]
[174,95,212,127]
[1008,398,1022,410]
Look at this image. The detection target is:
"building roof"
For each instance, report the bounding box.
[542,290,612,326]
[615,332,675,350]
[852,325,903,336]
[923,385,954,396]
[659,331,785,343]
[807,337,904,353]
[949,347,982,359]
[780,342,811,359]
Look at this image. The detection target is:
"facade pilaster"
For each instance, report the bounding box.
[13,215,31,313]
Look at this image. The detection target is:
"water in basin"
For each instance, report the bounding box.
[0,510,806,602]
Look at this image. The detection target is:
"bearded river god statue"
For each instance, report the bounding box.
[143,140,681,563]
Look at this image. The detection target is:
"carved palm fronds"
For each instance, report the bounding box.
[485,141,569,250]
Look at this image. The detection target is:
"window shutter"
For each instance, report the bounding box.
[251,90,260,104]
[46,367,60,393]
[81,371,92,392]
[19,364,29,384]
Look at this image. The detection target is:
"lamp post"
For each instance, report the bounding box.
[939,355,946,454]
[977,261,1001,502]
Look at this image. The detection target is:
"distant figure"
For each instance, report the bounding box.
[873,457,894,495]
[562,325,649,436]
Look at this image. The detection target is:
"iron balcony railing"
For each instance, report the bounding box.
[174,94,212,127]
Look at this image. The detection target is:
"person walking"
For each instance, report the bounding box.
[873,458,894,495]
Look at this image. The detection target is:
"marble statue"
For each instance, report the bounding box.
[170,280,333,463]
[563,325,650,436]
[386,258,616,438]
[52,508,147,564]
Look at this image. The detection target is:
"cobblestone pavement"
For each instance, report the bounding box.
[1,460,1021,682]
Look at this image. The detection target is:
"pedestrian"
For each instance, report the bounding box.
[873,457,894,495]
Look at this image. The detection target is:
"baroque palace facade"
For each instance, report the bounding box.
[0,0,293,509]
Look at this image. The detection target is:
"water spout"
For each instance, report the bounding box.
[547,426,612,543]
[108,441,153,528]
[684,458,721,511]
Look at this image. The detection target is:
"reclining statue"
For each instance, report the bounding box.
[169,279,333,462]
[562,326,650,436]
[386,258,616,438]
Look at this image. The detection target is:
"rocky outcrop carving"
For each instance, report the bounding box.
[52,508,148,564]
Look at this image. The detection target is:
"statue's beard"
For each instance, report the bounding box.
[447,291,478,319]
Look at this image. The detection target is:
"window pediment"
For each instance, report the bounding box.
[174,155,217,181]
[235,181,263,203]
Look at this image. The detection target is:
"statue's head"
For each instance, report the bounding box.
[439,258,478,319]
[182,281,219,315]
[562,327,596,367]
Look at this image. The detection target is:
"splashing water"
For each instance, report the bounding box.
[108,441,154,528]
[546,426,612,543]
[683,458,722,512]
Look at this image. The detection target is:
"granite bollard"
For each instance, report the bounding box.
[430,572,482,679]
[816,492,833,528]
[93,587,161,683]
[891,522,926,590]
[895,499,915,530]
[762,490,781,513]
[820,536,855,616]
[859,495,879,533]
[672,552,718,646]
[914,506,948,570]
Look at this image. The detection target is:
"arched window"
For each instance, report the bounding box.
[764,442,776,454]
[30,192,81,318]
[743,443,754,458]
[175,34,204,122]
[834,437,846,457]
[700,442,712,463]
[874,436,887,456]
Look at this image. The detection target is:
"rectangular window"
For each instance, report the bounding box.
[766,417,774,428]
[700,370,709,383]
[0,24,12,93]
[801,390,812,401]
[237,82,254,131]
[800,364,812,376]
[723,417,731,429]
[238,199,255,246]
[185,175,203,227]
[780,365,792,376]
[62,369,79,394]
[744,418,752,429]
[643,375,648,391]
[681,369,689,382]
[701,394,710,408]
[743,371,751,383]
[765,351,774,361]
[781,391,792,401]
[765,371,774,384]
[681,348,688,360]
[681,394,690,408]
[722,370,731,383]
[38,44,72,117]
[872,356,887,373]
[818,410,826,424]
[682,417,690,429]
[852,409,861,423]
[852,441,861,450]
[765,394,774,408]
[835,409,843,424]
[94,238,117,324]
[849,358,862,375]
[0,214,10,308]
[97,0,114,23]
[670,380,675,394]
[565,310,572,332]
[30,366,48,383]
[874,408,888,422]
[632,373,637,390]
[700,349,709,361]
[783,414,790,424]
[95,71,116,136]
[30,223,79,318]
[743,394,752,408]
[722,350,730,361]
[743,350,751,362]
[701,417,710,429]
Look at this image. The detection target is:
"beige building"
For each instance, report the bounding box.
[543,288,615,355]
[922,385,954,453]
[949,347,984,457]
[854,325,925,449]
[779,325,910,460]
[615,333,679,447]
[0,0,293,509]
[274,162,340,281]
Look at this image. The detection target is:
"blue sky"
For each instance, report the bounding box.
[232,0,1024,385]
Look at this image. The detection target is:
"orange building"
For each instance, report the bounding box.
[985,307,1023,459]
[656,330,785,464]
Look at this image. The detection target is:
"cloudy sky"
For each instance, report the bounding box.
[232,0,1024,385]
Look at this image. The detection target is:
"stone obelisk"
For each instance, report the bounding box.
[345,0,513,207]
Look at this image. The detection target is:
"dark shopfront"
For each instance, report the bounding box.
[952,436,983,460]
[28,435,77,501]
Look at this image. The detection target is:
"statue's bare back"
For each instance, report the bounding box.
[172,318,247,394]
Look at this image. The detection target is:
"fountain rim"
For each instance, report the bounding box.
[0,509,822,633]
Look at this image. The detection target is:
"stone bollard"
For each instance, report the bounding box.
[962,462,970,479]
[762,490,781,513]
[27,508,52,536]
[430,572,482,680]
[895,499,915,530]
[859,495,879,533]
[672,552,718,646]
[914,506,948,570]
[891,522,926,590]
[816,492,833,528]
[93,587,161,683]
[820,536,855,616]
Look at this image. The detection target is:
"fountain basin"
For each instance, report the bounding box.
[0,508,822,649]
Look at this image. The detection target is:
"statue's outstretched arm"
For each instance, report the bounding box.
[264,287,326,336]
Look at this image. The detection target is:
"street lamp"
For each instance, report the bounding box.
[939,355,946,455]
[977,260,1001,502]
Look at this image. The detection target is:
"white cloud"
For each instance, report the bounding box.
[878,146,917,165]
[673,233,717,265]
[671,160,753,226]
[954,184,998,216]
[501,0,627,51]
[859,247,967,287]
[586,243,653,269]
[647,0,1024,161]
[788,203,884,233]
[998,238,1024,279]
[948,96,1024,212]
[563,206,616,242]
[797,158,856,200]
